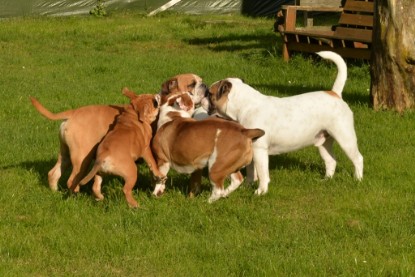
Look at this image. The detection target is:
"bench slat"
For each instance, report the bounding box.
[284,28,371,44]
[334,27,372,43]
[338,13,373,27]
[343,0,374,13]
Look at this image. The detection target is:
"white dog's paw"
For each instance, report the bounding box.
[254,187,268,196]
[355,174,363,181]
[152,184,165,197]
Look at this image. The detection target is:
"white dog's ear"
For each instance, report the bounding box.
[217,80,232,100]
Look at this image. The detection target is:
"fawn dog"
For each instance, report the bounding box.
[79,89,165,208]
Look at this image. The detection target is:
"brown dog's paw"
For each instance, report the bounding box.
[128,201,139,209]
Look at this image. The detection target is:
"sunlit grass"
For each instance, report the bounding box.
[0,11,414,276]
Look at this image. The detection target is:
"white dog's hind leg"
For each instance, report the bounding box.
[223,171,244,197]
[331,125,364,181]
[317,137,337,178]
[253,149,270,195]
[341,145,363,180]
[353,154,364,180]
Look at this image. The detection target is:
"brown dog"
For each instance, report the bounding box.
[79,89,164,208]
[151,93,265,203]
[30,74,207,193]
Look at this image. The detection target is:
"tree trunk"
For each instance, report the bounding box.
[370,0,415,112]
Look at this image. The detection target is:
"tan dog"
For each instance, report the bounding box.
[79,89,164,208]
[151,93,265,203]
[30,73,207,194]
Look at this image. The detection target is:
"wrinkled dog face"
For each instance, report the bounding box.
[122,88,160,124]
[160,74,208,107]
[131,94,160,124]
[204,79,233,116]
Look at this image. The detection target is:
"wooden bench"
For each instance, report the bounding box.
[276,0,374,61]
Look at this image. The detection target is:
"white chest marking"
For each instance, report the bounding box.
[208,129,221,170]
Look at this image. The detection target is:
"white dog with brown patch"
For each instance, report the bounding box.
[151,92,265,202]
[204,51,363,195]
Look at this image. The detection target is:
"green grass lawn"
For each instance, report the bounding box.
[0,11,414,276]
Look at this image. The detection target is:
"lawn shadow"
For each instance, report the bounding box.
[184,32,280,56]
[2,158,162,197]
[5,153,327,200]
[268,154,324,175]
[0,159,56,189]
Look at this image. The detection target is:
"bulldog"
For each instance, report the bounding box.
[151,92,265,202]
[204,51,364,196]
[79,89,164,208]
[30,73,207,194]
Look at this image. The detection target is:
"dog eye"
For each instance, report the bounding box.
[187,81,196,90]
[152,99,158,108]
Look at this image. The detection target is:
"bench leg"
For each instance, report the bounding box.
[282,41,290,61]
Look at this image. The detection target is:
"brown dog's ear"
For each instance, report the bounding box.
[122,87,137,100]
[161,78,178,95]
[217,80,232,100]
[166,93,182,106]
[165,93,192,111]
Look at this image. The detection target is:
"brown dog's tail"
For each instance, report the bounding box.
[30,97,75,120]
[79,163,101,186]
[242,128,265,141]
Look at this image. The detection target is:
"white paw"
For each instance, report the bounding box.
[254,187,268,196]
[152,184,165,197]
[208,190,224,203]
[324,174,334,179]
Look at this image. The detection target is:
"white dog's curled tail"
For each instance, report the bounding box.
[317,51,347,98]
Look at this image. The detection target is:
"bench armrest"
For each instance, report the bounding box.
[281,5,343,12]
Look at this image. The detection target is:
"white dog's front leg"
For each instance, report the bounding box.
[253,149,270,195]
[152,163,170,197]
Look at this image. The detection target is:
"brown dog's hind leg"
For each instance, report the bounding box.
[119,162,139,208]
[142,148,164,178]
[207,170,225,203]
[48,143,70,191]
[91,175,104,201]
[67,150,95,193]
[223,171,244,198]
